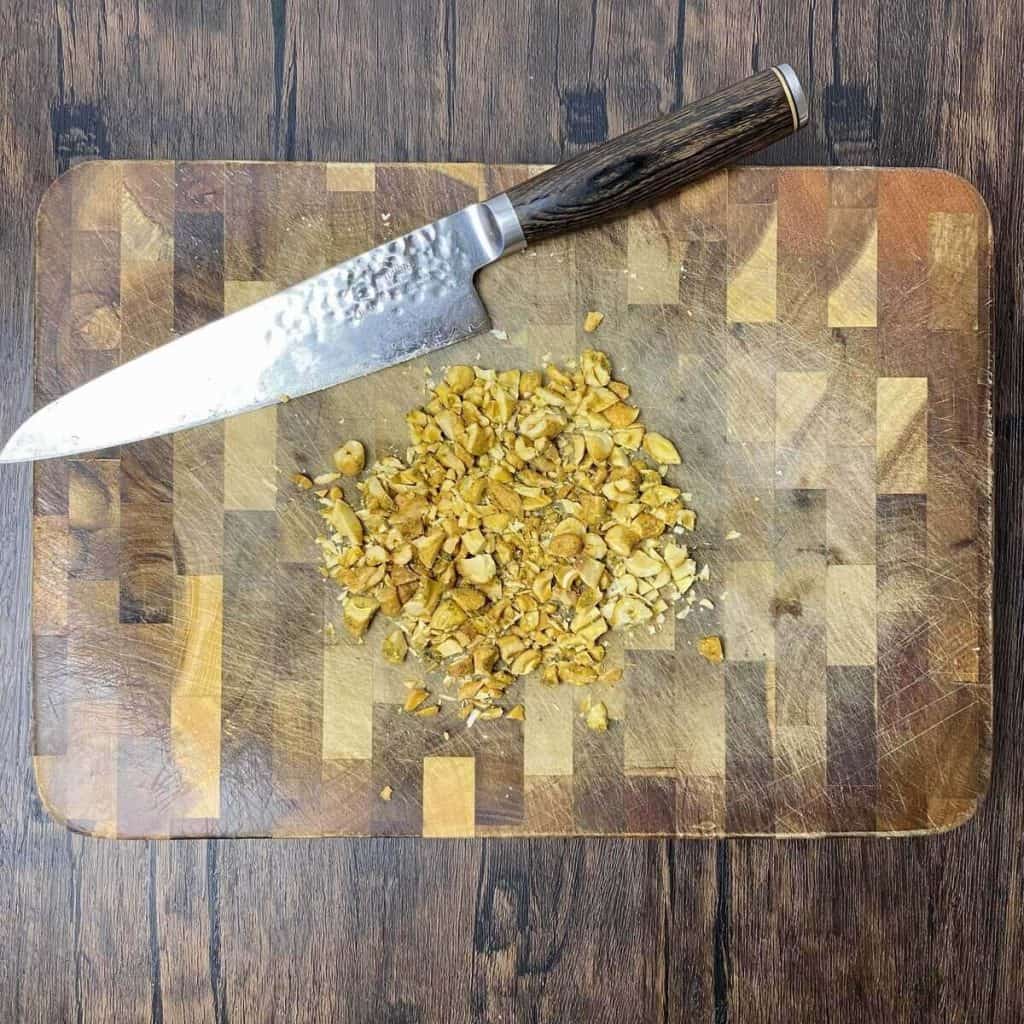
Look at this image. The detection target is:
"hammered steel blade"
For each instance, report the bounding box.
[0,198,524,462]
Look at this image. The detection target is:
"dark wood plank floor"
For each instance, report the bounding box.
[1,2,1021,1021]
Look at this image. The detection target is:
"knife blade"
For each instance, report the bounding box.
[1,65,808,463]
[1,200,520,462]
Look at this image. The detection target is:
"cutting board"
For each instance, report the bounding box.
[30,160,992,838]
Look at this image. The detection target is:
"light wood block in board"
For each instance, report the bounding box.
[928,212,978,330]
[877,377,928,494]
[727,202,777,323]
[422,757,475,837]
[325,163,375,192]
[827,564,877,666]
[171,575,223,819]
[828,208,877,328]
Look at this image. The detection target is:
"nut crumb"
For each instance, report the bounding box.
[698,636,724,663]
[583,311,605,333]
[586,701,609,731]
[403,687,430,712]
[379,785,393,801]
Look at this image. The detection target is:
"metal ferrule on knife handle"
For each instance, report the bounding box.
[0,66,807,463]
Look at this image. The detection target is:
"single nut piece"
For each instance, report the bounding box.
[404,687,430,712]
[431,599,468,632]
[498,635,527,662]
[698,636,725,664]
[333,440,366,476]
[450,587,487,613]
[473,644,499,675]
[585,701,609,731]
[552,516,586,538]
[445,364,476,394]
[584,430,614,461]
[412,530,445,569]
[612,425,645,450]
[609,596,653,628]
[625,550,663,578]
[562,663,598,686]
[643,432,682,465]
[382,628,408,664]
[605,524,639,556]
[457,553,497,584]
[582,311,605,333]
[604,402,640,428]
[510,649,542,675]
[327,499,364,546]
[487,480,523,515]
[342,594,379,637]
[633,512,663,539]
[549,533,583,559]
[581,348,611,387]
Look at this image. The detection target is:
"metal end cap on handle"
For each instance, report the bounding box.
[772,64,809,130]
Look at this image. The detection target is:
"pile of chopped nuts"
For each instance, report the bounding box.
[303,348,712,727]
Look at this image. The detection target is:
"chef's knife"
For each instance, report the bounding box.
[1,66,807,463]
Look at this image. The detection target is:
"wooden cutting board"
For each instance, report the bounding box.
[30,160,992,838]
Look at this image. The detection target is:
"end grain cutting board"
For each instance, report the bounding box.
[30,160,992,838]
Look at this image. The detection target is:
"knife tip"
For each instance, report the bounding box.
[0,443,29,464]
[0,423,42,464]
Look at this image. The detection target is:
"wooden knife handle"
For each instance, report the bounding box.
[505,66,807,245]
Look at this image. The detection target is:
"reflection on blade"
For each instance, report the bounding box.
[1,204,507,462]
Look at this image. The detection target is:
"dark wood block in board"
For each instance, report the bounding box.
[473,720,525,828]
[173,211,224,334]
[725,661,775,834]
[119,502,174,624]
[826,666,878,788]
[573,713,626,835]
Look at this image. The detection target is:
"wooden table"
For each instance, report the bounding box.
[1,3,1020,1020]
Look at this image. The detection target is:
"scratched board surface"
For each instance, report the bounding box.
[30,161,992,838]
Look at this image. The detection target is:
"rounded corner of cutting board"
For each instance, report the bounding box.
[31,755,105,838]
[916,166,993,216]
[36,159,101,221]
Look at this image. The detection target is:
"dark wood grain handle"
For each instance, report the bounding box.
[505,67,807,244]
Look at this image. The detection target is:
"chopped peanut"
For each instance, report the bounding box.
[310,349,704,723]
